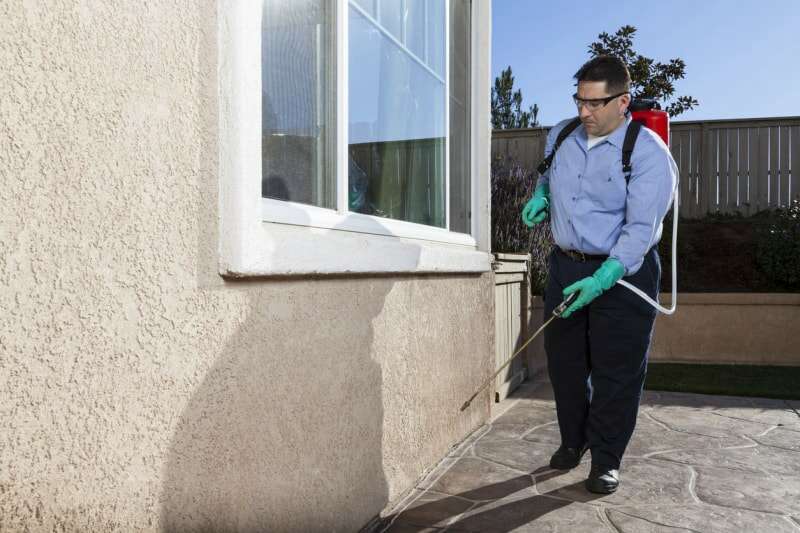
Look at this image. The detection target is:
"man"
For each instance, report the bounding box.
[521,55,677,494]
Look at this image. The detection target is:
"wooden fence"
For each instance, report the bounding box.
[492,116,800,218]
[493,254,530,402]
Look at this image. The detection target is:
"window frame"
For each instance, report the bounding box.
[218,0,491,277]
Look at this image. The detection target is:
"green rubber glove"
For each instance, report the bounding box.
[521,184,550,227]
[560,258,625,318]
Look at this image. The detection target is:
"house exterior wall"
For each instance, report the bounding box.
[1,2,494,531]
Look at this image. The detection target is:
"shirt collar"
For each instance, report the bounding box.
[570,115,631,152]
[605,115,633,149]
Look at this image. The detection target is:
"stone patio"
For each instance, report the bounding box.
[377,379,800,532]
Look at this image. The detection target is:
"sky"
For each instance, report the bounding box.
[492,0,800,126]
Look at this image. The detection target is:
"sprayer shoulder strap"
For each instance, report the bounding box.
[537,118,642,183]
[621,120,643,184]
[536,117,581,175]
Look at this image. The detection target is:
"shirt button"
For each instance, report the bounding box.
[572,196,576,201]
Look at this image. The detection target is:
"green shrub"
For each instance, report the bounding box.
[491,158,553,294]
[657,211,711,292]
[756,198,800,288]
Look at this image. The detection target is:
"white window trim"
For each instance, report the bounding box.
[218,0,491,277]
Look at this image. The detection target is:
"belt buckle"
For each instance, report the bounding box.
[564,248,586,262]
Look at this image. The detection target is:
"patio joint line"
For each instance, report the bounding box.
[439,501,486,532]
[722,435,760,450]
[685,464,701,504]
[531,467,571,483]
[644,411,728,439]
[468,453,538,477]
[423,489,480,504]
[601,507,623,533]
[772,424,800,434]
[697,500,798,520]
[586,502,714,509]
[528,473,541,496]
[710,410,782,427]
[377,424,493,533]
[474,435,529,445]
[641,411,676,433]
[520,419,559,440]
[754,425,781,437]
[751,441,800,453]
[606,508,705,533]
[785,400,800,420]
[648,455,763,476]
[641,446,718,459]
[448,424,492,457]
[786,515,800,531]
[537,491,797,515]
[537,492,581,505]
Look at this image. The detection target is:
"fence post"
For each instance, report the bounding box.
[792,126,800,204]
[780,126,791,207]
[758,127,770,212]
[700,122,715,216]
[747,128,758,216]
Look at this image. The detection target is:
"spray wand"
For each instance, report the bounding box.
[460,292,578,411]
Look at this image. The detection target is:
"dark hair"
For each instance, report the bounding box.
[574,55,631,95]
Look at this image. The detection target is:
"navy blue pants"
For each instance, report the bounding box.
[543,247,660,469]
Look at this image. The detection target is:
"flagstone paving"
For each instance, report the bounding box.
[376,379,800,532]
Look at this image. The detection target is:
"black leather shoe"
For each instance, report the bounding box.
[585,464,619,494]
[549,444,588,470]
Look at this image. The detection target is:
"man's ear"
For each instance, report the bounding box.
[619,94,631,115]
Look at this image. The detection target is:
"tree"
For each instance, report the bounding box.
[491,66,540,129]
[588,25,699,117]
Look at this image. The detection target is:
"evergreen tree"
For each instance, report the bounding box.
[589,25,699,117]
[491,66,540,129]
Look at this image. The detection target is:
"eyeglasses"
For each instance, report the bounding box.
[572,92,628,111]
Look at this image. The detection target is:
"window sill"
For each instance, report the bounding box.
[220,218,492,277]
[261,197,476,246]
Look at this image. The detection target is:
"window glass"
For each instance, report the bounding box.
[261,0,336,208]
[348,0,447,227]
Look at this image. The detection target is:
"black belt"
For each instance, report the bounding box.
[558,248,608,262]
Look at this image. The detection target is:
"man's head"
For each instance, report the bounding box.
[573,55,631,136]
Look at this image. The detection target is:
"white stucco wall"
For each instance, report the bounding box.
[0,2,494,530]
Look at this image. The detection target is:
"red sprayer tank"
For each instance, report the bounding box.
[630,99,669,145]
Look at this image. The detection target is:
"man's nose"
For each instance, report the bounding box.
[579,105,593,120]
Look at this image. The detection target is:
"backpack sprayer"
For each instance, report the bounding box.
[461,100,679,411]
[621,99,678,316]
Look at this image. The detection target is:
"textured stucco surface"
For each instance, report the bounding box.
[0,2,494,531]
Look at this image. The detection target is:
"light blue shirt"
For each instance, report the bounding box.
[538,116,677,275]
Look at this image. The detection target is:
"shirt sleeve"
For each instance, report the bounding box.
[609,131,677,275]
[537,118,574,189]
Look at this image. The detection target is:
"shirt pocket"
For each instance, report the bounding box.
[548,150,578,198]
[583,158,627,212]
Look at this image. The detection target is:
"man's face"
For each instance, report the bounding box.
[574,81,630,137]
